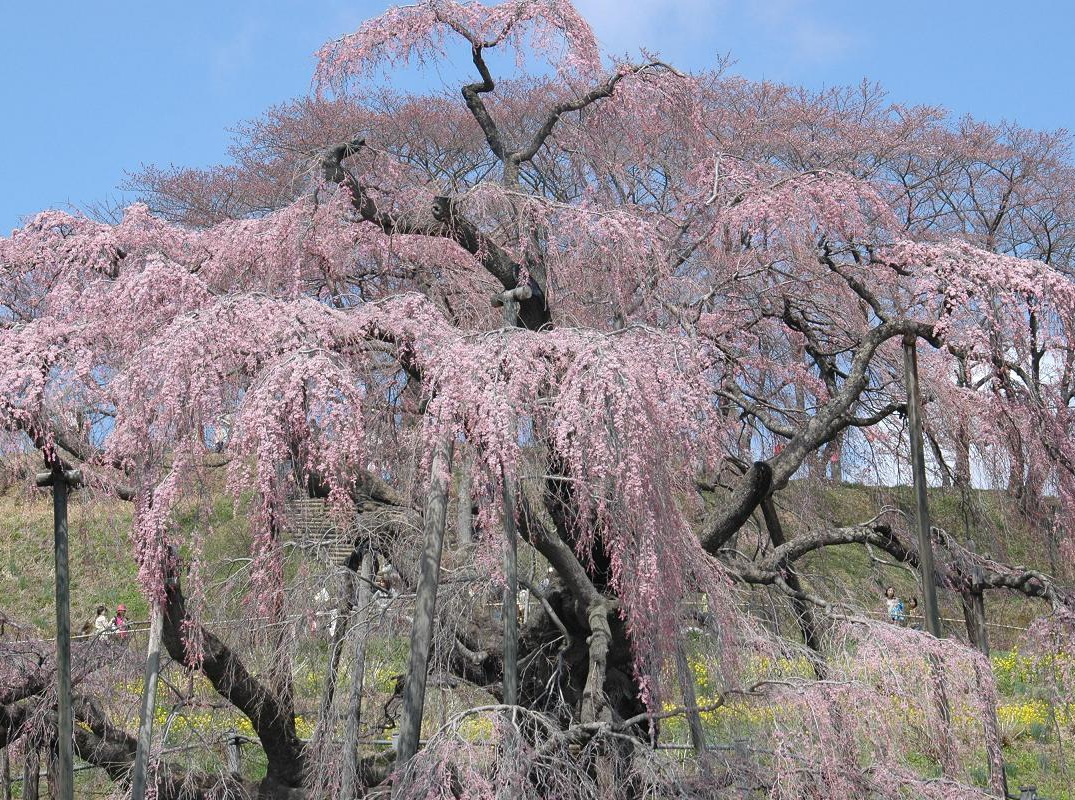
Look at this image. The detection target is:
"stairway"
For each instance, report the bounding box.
[285,497,356,566]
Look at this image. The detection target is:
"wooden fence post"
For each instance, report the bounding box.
[961,540,990,657]
[36,466,80,800]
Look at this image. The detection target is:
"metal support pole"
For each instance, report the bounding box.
[902,336,943,638]
[131,601,163,800]
[36,467,79,800]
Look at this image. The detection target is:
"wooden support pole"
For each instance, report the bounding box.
[396,438,454,768]
[36,467,78,800]
[341,551,374,800]
[674,644,706,755]
[226,736,242,777]
[0,747,10,800]
[961,540,990,657]
[22,749,39,800]
[131,601,164,800]
[456,449,474,549]
[501,472,519,708]
[498,297,520,707]
[902,336,943,639]
[904,338,956,776]
[760,497,827,678]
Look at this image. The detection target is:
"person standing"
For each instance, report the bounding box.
[93,605,112,636]
[906,596,921,630]
[885,587,906,625]
[112,604,130,641]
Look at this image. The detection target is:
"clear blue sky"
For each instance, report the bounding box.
[2,1,1073,234]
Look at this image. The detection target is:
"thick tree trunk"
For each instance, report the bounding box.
[700,462,772,555]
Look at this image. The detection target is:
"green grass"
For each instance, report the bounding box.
[3,479,1074,795]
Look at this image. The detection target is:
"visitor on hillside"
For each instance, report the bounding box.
[112,604,130,641]
[517,587,529,625]
[374,565,399,611]
[538,567,555,593]
[906,596,921,630]
[212,414,231,454]
[92,605,112,637]
[885,587,906,625]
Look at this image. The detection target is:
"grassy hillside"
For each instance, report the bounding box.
[1,481,1072,796]
[0,487,251,634]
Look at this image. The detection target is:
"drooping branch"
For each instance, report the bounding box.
[700,461,772,555]
[705,319,943,554]
[725,518,1075,618]
[160,564,306,796]
[2,690,251,800]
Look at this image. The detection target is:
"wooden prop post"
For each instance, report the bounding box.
[35,466,81,800]
[396,439,454,767]
[501,473,519,708]
[902,336,943,638]
[131,602,164,800]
